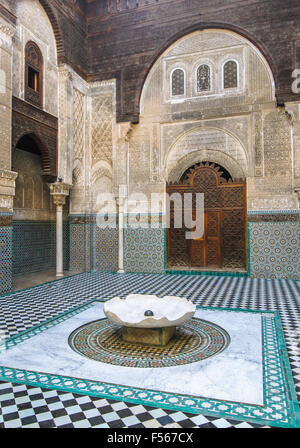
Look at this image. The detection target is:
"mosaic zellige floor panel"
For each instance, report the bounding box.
[0,271,299,428]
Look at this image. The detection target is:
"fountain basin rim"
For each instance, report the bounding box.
[103,294,196,328]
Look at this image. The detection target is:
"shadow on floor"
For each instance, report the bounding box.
[12,270,84,292]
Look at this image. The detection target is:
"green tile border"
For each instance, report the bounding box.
[0,300,299,428]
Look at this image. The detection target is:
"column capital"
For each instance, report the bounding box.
[48,182,72,207]
[0,169,18,213]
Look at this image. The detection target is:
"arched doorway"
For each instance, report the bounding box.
[166,162,247,272]
[12,134,69,277]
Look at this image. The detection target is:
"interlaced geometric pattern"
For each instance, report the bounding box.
[68,317,230,368]
[91,95,113,166]
[223,60,238,89]
[197,64,211,92]
[73,89,85,163]
[171,69,185,96]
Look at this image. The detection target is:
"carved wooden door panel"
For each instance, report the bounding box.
[205,211,222,267]
[190,211,222,268]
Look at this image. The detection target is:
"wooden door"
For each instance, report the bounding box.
[190,211,222,268]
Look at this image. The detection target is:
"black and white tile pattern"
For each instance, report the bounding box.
[0,272,299,428]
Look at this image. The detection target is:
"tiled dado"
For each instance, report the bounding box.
[124,227,165,274]
[12,221,69,276]
[124,214,165,274]
[0,214,13,293]
[248,211,300,280]
[69,212,299,279]
[69,214,164,274]
[69,215,118,272]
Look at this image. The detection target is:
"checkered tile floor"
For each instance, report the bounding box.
[0,271,299,428]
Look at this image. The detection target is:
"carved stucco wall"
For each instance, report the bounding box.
[141,30,274,119]
[0,13,14,172]
[247,109,296,211]
[130,29,298,211]
[67,77,116,215]
[53,60,117,216]
[67,78,117,272]
[12,148,55,221]
[12,0,58,117]
[90,82,115,211]
[166,125,248,183]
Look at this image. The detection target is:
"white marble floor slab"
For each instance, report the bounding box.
[0,304,263,405]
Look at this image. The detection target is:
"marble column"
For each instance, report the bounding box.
[49,182,72,277]
[117,185,127,273]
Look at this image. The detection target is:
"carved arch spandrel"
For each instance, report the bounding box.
[165,126,248,183]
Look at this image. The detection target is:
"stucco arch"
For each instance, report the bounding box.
[140,28,275,117]
[139,24,277,113]
[165,126,248,183]
[168,149,245,183]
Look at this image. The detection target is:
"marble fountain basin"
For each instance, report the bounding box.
[103,294,196,346]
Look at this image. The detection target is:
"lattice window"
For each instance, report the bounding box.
[197,64,211,92]
[25,41,43,108]
[223,60,238,89]
[171,69,185,96]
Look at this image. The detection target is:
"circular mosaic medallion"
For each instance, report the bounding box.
[68,318,230,368]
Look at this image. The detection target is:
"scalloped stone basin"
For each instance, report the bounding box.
[103,294,196,346]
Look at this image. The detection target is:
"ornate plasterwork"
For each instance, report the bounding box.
[165,126,248,181]
[248,196,298,211]
[168,149,245,183]
[49,182,72,207]
[91,94,113,167]
[0,15,15,48]
[141,29,275,119]
[161,117,249,159]
[254,112,263,177]
[73,88,85,164]
[263,109,292,191]
[0,22,14,39]
[0,169,18,212]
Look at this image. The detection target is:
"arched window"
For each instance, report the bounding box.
[223,60,238,89]
[197,64,211,92]
[171,68,185,96]
[25,41,43,107]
